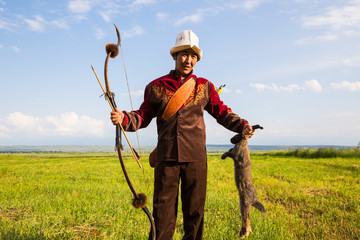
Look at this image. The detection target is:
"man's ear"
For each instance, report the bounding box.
[172,53,177,60]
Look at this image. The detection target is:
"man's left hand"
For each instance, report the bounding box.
[242,124,254,139]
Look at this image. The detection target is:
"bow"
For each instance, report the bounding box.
[91,24,156,239]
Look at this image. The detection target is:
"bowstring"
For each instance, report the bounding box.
[119,37,149,195]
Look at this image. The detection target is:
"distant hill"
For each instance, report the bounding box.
[0,145,353,153]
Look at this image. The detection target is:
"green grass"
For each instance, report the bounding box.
[0,150,359,239]
[261,147,360,158]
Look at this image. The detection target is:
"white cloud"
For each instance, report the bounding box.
[97,1,121,22]
[343,56,360,67]
[250,83,301,92]
[301,3,360,30]
[295,0,319,3]
[343,29,360,37]
[50,19,69,30]
[66,0,156,22]
[122,25,144,38]
[131,0,156,6]
[24,15,46,32]
[171,0,268,26]
[226,0,268,11]
[295,33,338,45]
[23,15,69,32]
[6,112,40,131]
[12,46,20,52]
[68,0,92,13]
[173,7,223,26]
[281,84,302,92]
[250,79,322,92]
[0,44,3,48]
[0,19,12,31]
[174,13,203,26]
[131,90,145,96]
[94,27,105,39]
[250,83,267,91]
[98,11,111,22]
[97,0,157,21]
[305,79,322,92]
[242,0,268,11]
[0,112,105,138]
[330,81,360,91]
[259,109,360,145]
[0,124,11,137]
[156,12,168,21]
[248,55,360,81]
[44,112,103,136]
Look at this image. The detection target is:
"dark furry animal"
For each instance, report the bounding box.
[221,125,266,238]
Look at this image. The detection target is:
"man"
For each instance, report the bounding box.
[110,30,253,240]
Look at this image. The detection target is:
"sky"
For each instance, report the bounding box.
[0,0,359,147]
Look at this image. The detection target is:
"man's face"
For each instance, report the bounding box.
[174,49,198,78]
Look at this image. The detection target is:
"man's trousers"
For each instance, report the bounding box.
[152,161,207,240]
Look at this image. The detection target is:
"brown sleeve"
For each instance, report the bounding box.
[122,84,157,131]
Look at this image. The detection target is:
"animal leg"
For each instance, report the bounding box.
[239,201,252,238]
[221,148,234,159]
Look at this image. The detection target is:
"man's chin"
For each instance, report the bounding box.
[182,69,191,75]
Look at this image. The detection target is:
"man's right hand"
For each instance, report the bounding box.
[110,108,124,125]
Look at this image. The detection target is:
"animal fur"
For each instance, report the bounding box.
[221,125,266,238]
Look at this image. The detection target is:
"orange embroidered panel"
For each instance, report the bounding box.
[151,82,207,108]
[152,84,174,105]
[184,82,206,107]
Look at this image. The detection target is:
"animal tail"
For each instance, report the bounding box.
[253,201,266,214]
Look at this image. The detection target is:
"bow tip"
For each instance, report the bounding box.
[106,43,119,58]
[132,193,147,209]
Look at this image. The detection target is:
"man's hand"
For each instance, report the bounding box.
[242,124,254,140]
[110,108,125,125]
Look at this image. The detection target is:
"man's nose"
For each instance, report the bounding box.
[185,55,192,63]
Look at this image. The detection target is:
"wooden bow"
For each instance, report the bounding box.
[91,24,155,239]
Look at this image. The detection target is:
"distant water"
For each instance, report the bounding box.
[0,145,355,153]
[206,144,354,152]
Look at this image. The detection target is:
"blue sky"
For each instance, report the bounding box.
[0,0,359,146]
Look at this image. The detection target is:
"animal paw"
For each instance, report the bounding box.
[239,228,251,238]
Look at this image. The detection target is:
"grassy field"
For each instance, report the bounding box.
[0,149,359,239]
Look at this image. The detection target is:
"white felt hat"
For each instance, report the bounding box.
[170,30,202,61]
